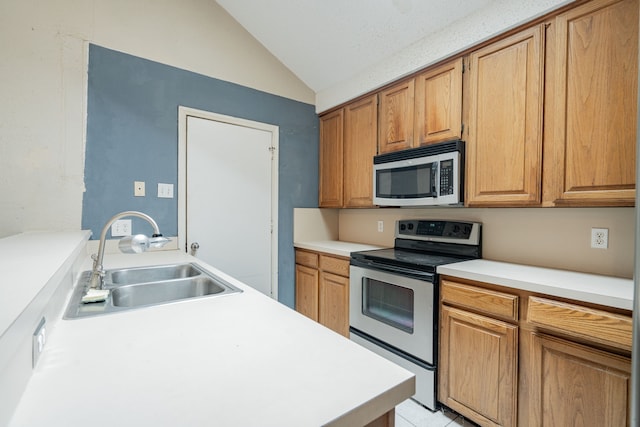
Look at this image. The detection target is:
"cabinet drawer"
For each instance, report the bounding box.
[295,250,318,268]
[319,255,350,277]
[527,296,632,351]
[441,280,518,321]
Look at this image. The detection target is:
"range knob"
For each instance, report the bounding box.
[408,223,414,230]
[400,224,406,231]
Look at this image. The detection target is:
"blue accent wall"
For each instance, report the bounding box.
[82,44,319,308]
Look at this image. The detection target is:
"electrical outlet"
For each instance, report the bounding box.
[111,219,132,237]
[591,228,608,249]
[134,181,145,197]
[32,317,46,368]
[377,220,384,232]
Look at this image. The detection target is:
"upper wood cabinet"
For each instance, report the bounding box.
[378,79,415,154]
[466,25,545,207]
[415,58,463,146]
[318,95,377,208]
[378,58,464,154]
[543,0,638,206]
[343,95,378,207]
[318,109,344,208]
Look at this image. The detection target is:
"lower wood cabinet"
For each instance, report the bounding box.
[439,276,633,427]
[439,280,518,427]
[528,333,631,427]
[295,249,350,337]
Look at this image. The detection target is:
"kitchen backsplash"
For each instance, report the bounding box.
[295,207,635,279]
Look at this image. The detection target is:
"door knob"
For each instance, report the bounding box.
[190,242,199,254]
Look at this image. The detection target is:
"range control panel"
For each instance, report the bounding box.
[397,219,481,244]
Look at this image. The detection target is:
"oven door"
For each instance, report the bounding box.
[349,265,434,364]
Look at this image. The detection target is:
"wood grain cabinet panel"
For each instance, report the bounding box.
[295,249,351,337]
[319,271,350,337]
[544,0,638,206]
[295,263,319,321]
[414,58,463,145]
[295,250,318,269]
[527,296,633,350]
[343,95,378,207]
[441,279,518,321]
[318,109,344,207]
[378,79,415,154]
[319,254,350,277]
[318,95,377,209]
[440,305,518,427]
[529,333,631,427]
[466,25,545,206]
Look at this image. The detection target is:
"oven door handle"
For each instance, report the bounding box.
[351,259,435,282]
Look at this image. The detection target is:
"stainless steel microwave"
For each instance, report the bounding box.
[373,140,464,207]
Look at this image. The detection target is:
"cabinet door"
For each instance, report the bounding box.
[319,271,349,337]
[440,306,518,427]
[529,333,631,426]
[344,95,378,207]
[295,264,319,321]
[378,79,415,154]
[415,58,463,145]
[319,109,344,207]
[544,0,638,206]
[466,25,544,206]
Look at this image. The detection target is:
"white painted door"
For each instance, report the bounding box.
[181,110,278,298]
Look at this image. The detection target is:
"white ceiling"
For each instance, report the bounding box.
[215,0,497,93]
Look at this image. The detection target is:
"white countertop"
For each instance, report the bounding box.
[9,251,414,427]
[438,259,634,311]
[0,231,91,338]
[294,240,387,257]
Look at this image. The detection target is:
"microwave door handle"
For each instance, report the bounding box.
[432,161,439,197]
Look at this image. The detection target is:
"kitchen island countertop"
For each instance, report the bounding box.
[9,250,414,427]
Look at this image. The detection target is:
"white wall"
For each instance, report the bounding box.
[0,0,314,238]
[315,0,573,112]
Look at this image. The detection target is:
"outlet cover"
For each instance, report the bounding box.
[134,181,145,197]
[32,317,46,368]
[591,228,609,249]
[111,219,132,237]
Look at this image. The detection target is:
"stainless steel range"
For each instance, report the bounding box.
[349,219,481,410]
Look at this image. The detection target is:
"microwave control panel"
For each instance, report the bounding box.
[439,159,454,196]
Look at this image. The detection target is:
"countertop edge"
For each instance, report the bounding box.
[438,260,634,311]
[294,240,387,258]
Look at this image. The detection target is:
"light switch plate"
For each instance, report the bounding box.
[157,183,174,198]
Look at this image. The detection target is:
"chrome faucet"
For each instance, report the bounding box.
[90,211,170,289]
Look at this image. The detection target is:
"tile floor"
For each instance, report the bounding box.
[395,399,478,427]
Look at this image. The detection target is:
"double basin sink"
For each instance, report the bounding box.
[64,263,242,319]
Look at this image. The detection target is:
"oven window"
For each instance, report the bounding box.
[362,278,414,333]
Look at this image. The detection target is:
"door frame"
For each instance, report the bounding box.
[177,106,279,299]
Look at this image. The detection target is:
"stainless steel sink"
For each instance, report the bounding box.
[64,263,242,319]
[106,264,201,285]
[111,277,226,308]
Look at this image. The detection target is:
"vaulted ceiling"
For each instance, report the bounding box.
[215,0,496,93]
